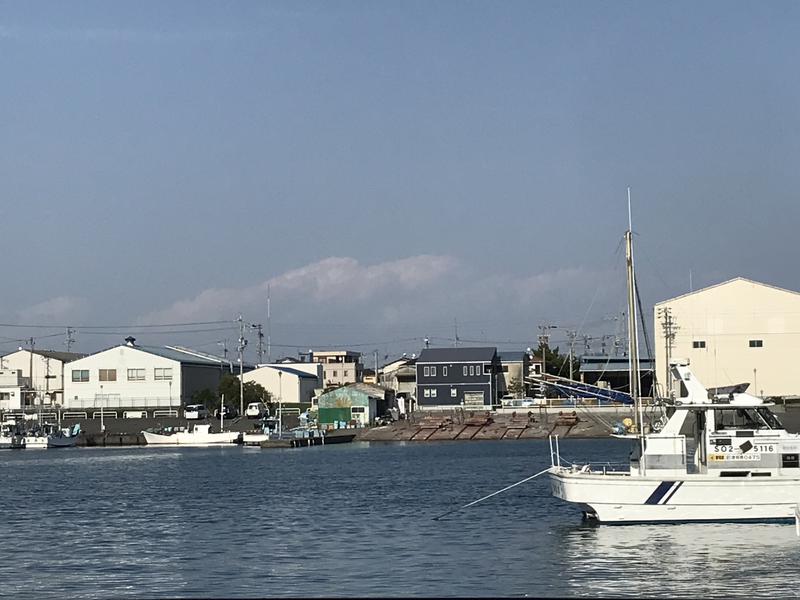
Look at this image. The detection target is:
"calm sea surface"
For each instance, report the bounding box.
[2,439,799,598]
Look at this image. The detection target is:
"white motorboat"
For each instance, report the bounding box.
[550,362,800,523]
[142,423,241,446]
[549,194,800,524]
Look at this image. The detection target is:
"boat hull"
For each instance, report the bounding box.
[550,470,800,523]
[22,436,48,449]
[47,436,78,448]
[142,430,241,446]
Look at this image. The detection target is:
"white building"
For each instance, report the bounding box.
[654,278,800,398]
[242,365,320,409]
[310,350,363,386]
[0,349,86,406]
[0,369,25,411]
[63,338,235,413]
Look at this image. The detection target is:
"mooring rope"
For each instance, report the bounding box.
[432,466,553,521]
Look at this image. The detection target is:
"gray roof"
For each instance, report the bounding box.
[417,347,497,363]
[269,365,317,379]
[137,345,228,366]
[30,350,87,363]
[579,355,655,373]
[498,351,527,363]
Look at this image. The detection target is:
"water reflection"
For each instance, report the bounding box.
[557,521,800,597]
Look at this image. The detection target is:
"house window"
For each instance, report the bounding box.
[424,389,431,398]
[431,366,437,376]
[332,370,338,377]
[693,341,706,349]
[127,369,145,381]
[424,366,430,376]
[469,366,475,376]
[443,367,448,376]
[71,370,89,383]
[451,388,457,398]
[430,388,437,398]
[502,365,509,372]
[463,366,468,376]
[483,365,490,375]
[312,397,319,406]
[749,340,763,348]
[154,368,172,380]
[351,406,366,414]
[99,369,116,382]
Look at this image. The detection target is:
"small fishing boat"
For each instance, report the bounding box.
[142,423,241,446]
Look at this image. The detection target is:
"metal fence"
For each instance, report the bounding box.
[64,397,178,410]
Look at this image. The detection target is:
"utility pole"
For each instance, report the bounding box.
[251,323,264,365]
[566,330,578,381]
[538,324,557,378]
[658,307,679,397]
[374,350,379,384]
[65,327,76,352]
[453,318,459,347]
[237,315,247,417]
[28,337,35,410]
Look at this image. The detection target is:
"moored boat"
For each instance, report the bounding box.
[549,194,800,524]
[142,423,241,446]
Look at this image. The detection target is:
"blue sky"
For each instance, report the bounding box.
[2,1,799,360]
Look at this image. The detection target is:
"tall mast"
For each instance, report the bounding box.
[625,187,645,472]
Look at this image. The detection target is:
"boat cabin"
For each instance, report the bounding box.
[629,363,799,478]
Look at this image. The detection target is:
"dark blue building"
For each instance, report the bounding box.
[415,347,500,408]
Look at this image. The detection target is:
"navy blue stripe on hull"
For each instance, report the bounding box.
[644,481,675,505]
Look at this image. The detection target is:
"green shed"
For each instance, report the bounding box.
[317,383,390,427]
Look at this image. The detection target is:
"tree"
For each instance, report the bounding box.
[532,343,570,377]
[218,374,273,411]
[191,388,219,410]
[506,376,525,398]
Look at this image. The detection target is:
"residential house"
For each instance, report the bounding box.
[242,364,320,411]
[0,349,86,407]
[497,351,531,398]
[0,369,25,411]
[415,347,501,409]
[310,350,363,387]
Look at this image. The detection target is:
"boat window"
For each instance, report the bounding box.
[714,408,770,431]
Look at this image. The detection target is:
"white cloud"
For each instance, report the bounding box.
[16,296,89,324]
[137,255,458,325]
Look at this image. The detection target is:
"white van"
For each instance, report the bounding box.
[245,402,268,419]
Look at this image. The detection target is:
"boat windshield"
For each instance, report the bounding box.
[714,407,781,430]
[756,407,783,430]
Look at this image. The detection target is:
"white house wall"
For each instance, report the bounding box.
[63,347,182,410]
[242,367,319,406]
[0,350,68,402]
[654,279,800,398]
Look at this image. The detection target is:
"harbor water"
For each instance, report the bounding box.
[2,439,799,598]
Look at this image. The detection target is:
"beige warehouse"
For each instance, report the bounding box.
[654,277,800,399]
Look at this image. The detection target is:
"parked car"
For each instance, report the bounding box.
[245,402,269,419]
[184,404,209,420]
[214,405,238,419]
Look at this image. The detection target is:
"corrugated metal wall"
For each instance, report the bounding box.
[319,407,351,424]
